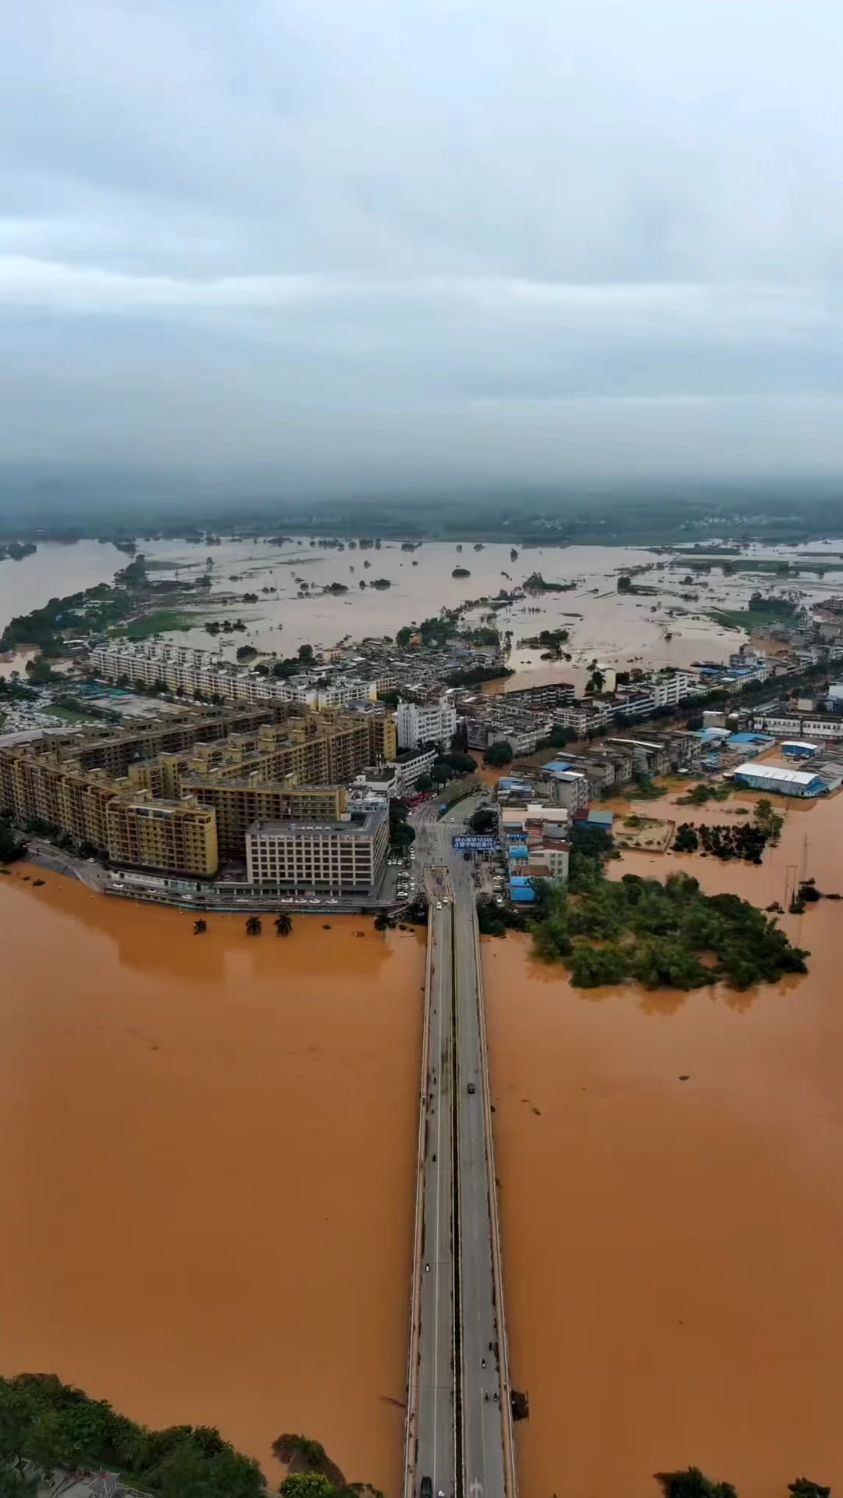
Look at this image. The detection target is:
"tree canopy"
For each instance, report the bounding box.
[484,740,513,767]
[0,1374,264,1497]
[530,830,808,991]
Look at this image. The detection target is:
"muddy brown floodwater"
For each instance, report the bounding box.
[0,875,422,1491]
[485,789,843,1498]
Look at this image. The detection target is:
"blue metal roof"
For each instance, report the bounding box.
[509,884,536,904]
[584,809,614,827]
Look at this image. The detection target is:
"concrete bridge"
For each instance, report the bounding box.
[403,825,517,1498]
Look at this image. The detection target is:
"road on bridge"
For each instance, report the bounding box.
[406,813,516,1498]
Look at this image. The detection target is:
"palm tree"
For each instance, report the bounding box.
[193,918,207,935]
[274,913,292,937]
[588,667,606,695]
[245,915,262,936]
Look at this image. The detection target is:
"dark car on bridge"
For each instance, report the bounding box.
[420,1477,433,1498]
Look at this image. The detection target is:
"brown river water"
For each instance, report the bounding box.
[3,788,842,1497]
[485,788,843,1498]
[0,877,422,1490]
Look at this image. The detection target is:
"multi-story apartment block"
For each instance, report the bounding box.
[750,711,843,742]
[0,703,393,877]
[245,808,388,897]
[389,747,437,795]
[106,795,218,877]
[396,698,457,750]
[539,767,590,813]
[89,641,379,712]
[502,683,577,710]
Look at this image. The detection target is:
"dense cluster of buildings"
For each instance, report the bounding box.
[90,641,383,710]
[0,702,396,897]
[458,655,771,752]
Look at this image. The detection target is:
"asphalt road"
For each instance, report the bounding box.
[451,853,509,1498]
[413,865,456,1498]
[409,810,514,1498]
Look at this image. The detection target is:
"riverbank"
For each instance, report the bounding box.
[0,875,423,1490]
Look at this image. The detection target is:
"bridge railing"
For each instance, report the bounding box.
[403,876,437,1498]
[471,906,518,1498]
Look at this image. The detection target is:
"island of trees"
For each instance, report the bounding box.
[528,826,808,991]
[673,800,782,862]
[522,571,577,594]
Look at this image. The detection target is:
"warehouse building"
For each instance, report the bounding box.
[732,762,826,798]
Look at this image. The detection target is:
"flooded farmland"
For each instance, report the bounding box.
[0,875,422,1489]
[140,535,759,686]
[485,788,843,1498]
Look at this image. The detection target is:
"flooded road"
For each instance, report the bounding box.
[0,875,422,1489]
[485,790,843,1498]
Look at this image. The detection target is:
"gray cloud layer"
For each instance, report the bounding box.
[3,0,843,491]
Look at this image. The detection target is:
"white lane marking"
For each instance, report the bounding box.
[432,909,442,1488]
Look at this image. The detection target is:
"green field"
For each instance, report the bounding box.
[46,704,100,725]
[709,605,795,633]
[115,609,196,640]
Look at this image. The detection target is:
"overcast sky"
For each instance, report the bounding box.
[2,0,843,494]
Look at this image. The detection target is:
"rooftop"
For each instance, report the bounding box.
[733,762,819,787]
[248,808,386,837]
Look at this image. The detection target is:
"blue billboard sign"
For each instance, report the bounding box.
[452,835,499,852]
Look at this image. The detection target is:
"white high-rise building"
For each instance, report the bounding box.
[396,698,458,750]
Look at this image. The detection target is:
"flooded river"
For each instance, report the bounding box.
[0,875,422,1489]
[0,540,125,637]
[485,789,843,1498]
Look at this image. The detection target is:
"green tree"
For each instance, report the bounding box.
[484,740,513,767]
[245,915,262,936]
[298,643,315,664]
[673,825,699,853]
[0,820,24,863]
[657,1467,738,1498]
[389,800,416,850]
[0,1464,37,1497]
[586,667,606,695]
[469,807,498,835]
[275,913,292,937]
[280,1474,336,1498]
[617,575,633,592]
[788,1482,831,1498]
[548,725,574,749]
[415,773,434,792]
[24,656,59,684]
[440,750,476,774]
[755,797,784,845]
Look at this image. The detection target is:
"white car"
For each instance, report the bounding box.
[436,900,443,910]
